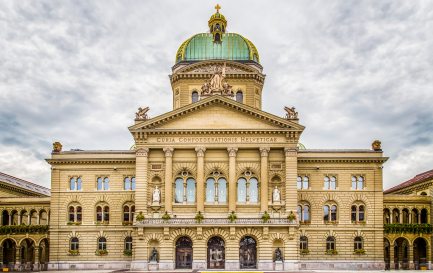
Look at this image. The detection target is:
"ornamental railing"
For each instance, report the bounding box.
[384,223,433,234]
[136,218,297,226]
[0,225,49,235]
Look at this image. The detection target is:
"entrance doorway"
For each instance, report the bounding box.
[239,236,257,269]
[175,237,192,269]
[413,237,428,270]
[207,236,225,269]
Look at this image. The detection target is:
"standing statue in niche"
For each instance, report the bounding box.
[273,186,281,203]
[149,247,158,262]
[152,186,161,204]
[274,247,283,261]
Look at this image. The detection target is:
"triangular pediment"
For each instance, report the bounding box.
[129,96,304,133]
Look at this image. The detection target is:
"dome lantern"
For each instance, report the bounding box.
[208,4,227,43]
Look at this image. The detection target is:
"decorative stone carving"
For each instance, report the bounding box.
[273,186,281,203]
[149,247,158,262]
[136,148,149,157]
[163,147,174,157]
[52,142,62,153]
[372,140,382,151]
[135,107,150,120]
[274,247,283,261]
[259,147,270,157]
[189,64,248,74]
[284,106,298,119]
[200,63,234,97]
[284,147,297,157]
[195,147,206,157]
[152,186,161,204]
[227,147,238,157]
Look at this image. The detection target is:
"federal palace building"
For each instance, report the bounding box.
[1,6,433,272]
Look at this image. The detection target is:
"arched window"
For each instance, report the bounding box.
[300,236,308,251]
[205,171,227,204]
[237,178,247,203]
[96,205,109,223]
[354,236,363,251]
[237,171,259,204]
[20,210,28,225]
[97,177,109,191]
[77,206,82,222]
[324,204,337,222]
[359,205,365,221]
[124,236,132,252]
[384,208,391,224]
[123,205,135,223]
[69,177,82,190]
[326,236,336,251]
[352,175,364,190]
[236,91,243,103]
[192,91,199,103]
[131,177,136,190]
[351,205,357,222]
[98,237,107,251]
[297,176,309,190]
[298,203,311,223]
[174,171,196,204]
[70,237,79,251]
[412,208,419,224]
[421,208,428,224]
[324,176,337,190]
[420,192,427,196]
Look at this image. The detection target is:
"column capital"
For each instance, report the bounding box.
[195,147,206,157]
[163,147,174,157]
[284,147,297,157]
[227,147,238,157]
[259,147,270,157]
[136,148,149,157]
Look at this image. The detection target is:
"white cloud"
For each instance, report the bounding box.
[1,0,432,190]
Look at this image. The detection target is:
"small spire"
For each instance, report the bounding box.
[215,4,221,13]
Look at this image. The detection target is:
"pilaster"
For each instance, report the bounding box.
[135,148,149,215]
[260,147,270,212]
[195,147,206,212]
[227,147,238,212]
[163,147,174,212]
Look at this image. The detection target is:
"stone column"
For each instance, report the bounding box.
[390,245,395,269]
[163,147,174,212]
[0,246,3,268]
[259,147,270,212]
[227,147,238,212]
[33,247,39,271]
[135,148,150,215]
[195,147,206,212]
[15,247,21,270]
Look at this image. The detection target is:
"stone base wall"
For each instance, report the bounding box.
[298,260,385,270]
[48,261,131,271]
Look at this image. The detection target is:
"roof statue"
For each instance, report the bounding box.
[52,141,62,153]
[135,106,150,120]
[284,106,298,119]
[200,62,233,97]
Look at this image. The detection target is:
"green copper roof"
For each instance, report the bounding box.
[176,33,260,64]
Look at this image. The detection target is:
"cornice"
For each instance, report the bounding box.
[297,157,388,164]
[46,158,136,165]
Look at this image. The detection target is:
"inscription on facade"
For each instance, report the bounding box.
[155,136,282,144]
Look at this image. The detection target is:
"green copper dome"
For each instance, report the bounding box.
[175,33,260,64]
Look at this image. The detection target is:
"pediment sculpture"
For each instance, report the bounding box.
[284,106,298,119]
[201,63,234,97]
[135,106,150,120]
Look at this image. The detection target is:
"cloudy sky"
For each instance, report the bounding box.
[1,0,432,189]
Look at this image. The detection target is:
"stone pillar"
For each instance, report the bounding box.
[33,247,39,271]
[284,147,298,266]
[227,147,238,212]
[390,245,395,269]
[195,147,206,212]
[15,247,21,270]
[399,209,403,224]
[163,147,174,212]
[0,246,3,268]
[8,214,11,225]
[259,147,270,212]
[135,148,150,215]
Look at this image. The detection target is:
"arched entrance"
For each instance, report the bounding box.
[207,236,225,269]
[413,237,428,270]
[2,239,16,269]
[175,236,192,269]
[394,237,409,270]
[20,239,35,270]
[239,236,257,269]
[384,238,390,270]
[39,239,49,271]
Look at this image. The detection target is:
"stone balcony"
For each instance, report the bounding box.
[135,218,298,227]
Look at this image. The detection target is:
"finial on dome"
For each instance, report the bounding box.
[209,4,227,43]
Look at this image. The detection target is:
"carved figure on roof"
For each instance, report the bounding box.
[52,142,62,153]
[201,63,233,97]
[372,140,382,151]
[136,107,150,120]
[284,106,298,119]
